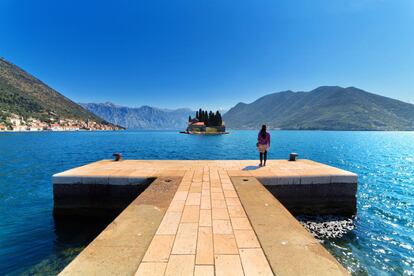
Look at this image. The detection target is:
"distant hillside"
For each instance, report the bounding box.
[223,86,414,131]
[82,102,194,130]
[0,57,108,123]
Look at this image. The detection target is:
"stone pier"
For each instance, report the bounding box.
[53,159,357,275]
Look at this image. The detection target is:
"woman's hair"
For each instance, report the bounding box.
[260,125,267,139]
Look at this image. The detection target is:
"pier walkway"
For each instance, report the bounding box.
[54,160,356,275]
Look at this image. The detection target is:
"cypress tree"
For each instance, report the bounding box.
[188,115,192,122]
[195,111,199,120]
[213,111,218,126]
[206,111,209,126]
[217,111,222,126]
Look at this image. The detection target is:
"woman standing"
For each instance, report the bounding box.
[257,125,270,167]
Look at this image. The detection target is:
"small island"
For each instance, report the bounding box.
[181,108,228,135]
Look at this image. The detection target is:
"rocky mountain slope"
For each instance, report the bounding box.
[0,57,120,130]
[223,86,414,130]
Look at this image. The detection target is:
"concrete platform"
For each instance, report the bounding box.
[54,159,357,275]
[53,159,357,216]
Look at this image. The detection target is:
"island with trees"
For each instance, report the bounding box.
[182,108,228,135]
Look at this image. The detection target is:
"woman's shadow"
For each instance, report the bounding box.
[242,165,261,171]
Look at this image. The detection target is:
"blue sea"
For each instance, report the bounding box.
[0,130,413,275]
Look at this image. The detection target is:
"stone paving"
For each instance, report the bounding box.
[53,159,357,186]
[135,167,273,276]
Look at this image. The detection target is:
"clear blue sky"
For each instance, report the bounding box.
[1,0,413,109]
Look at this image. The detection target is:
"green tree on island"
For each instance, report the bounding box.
[192,108,223,127]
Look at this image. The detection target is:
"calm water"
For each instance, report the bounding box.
[0,130,413,275]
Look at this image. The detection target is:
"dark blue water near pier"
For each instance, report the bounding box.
[0,131,413,275]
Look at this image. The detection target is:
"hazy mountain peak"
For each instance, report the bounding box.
[82,102,195,130]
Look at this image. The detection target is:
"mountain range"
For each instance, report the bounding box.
[223,86,414,131]
[81,102,194,130]
[2,56,414,131]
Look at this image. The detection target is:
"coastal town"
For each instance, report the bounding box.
[0,113,121,132]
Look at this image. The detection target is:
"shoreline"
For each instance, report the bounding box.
[0,129,124,133]
[180,131,229,135]
[2,129,414,133]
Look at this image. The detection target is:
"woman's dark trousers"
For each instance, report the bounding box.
[260,151,267,165]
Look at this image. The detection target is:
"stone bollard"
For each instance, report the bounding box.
[113,153,122,161]
[289,153,298,161]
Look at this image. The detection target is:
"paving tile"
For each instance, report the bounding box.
[135,262,167,276]
[193,178,203,183]
[213,234,239,254]
[165,254,195,276]
[223,189,238,198]
[180,181,191,186]
[234,230,261,248]
[211,188,224,196]
[199,209,212,227]
[142,235,175,262]
[202,182,210,190]
[201,188,210,197]
[211,187,223,193]
[190,185,202,193]
[173,191,189,201]
[172,223,198,254]
[196,227,214,265]
[228,205,247,218]
[225,197,242,206]
[181,205,200,223]
[210,179,221,186]
[178,185,190,192]
[212,208,230,220]
[157,212,182,235]
[239,248,273,276]
[167,200,185,213]
[231,217,252,230]
[211,192,225,200]
[212,220,233,234]
[186,192,201,205]
[222,184,235,191]
[201,195,211,210]
[194,265,214,276]
[215,255,245,276]
[193,177,203,182]
[212,199,227,209]
[191,181,202,187]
